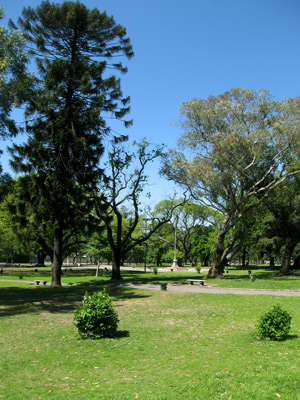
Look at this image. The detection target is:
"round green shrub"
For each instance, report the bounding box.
[74,289,119,339]
[256,305,292,341]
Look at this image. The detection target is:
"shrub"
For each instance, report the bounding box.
[153,267,158,275]
[256,305,292,341]
[74,289,119,339]
[195,266,201,274]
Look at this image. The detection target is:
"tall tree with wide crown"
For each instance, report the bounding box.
[162,89,300,278]
[8,1,133,286]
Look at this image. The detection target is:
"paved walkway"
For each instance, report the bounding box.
[2,279,300,296]
[118,282,300,297]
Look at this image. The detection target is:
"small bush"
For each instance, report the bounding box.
[256,305,292,341]
[195,266,201,274]
[153,267,158,275]
[74,289,119,339]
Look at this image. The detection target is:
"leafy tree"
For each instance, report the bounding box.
[93,140,182,279]
[8,1,133,285]
[162,88,300,278]
[0,199,30,263]
[1,175,91,266]
[255,178,300,275]
[153,199,215,265]
[0,6,31,137]
[250,204,282,268]
[190,224,217,266]
[175,202,216,265]
[147,222,173,266]
[83,230,112,265]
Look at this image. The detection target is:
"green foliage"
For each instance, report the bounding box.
[256,304,292,341]
[162,89,300,276]
[153,266,158,275]
[0,7,31,137]
[195,266,201,273]
[74,289,119,339]
[2,283,300,399]
[7,1,133,285]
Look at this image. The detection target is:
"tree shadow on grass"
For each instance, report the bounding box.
[221,272,282,280]
[0,284,152,318]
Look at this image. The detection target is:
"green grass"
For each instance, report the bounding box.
[1,273,300,399]
[2,264,300,292]
[1,266,300,290]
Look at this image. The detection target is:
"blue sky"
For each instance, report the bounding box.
[1,0,299,206]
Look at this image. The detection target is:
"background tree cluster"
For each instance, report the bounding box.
[1,3,300,283]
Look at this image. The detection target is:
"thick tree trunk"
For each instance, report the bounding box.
[111,251,123,280]
[51,227,63,286]
[206,215,230,278]
[37,250,46,266]
[270,257,275,269]
[280,242,293,276]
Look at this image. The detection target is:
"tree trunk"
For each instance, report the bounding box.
[206,215,230,278]
[269,257,275,269]
[111,251,123,280]
[241,247,246,268]
[37,250,46,266]
[280,242,293,276]
[51,227,63,286]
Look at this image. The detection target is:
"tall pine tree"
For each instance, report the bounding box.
[9,1,133,285]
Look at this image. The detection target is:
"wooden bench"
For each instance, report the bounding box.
[34,280,48,286]
[187,279,206,286]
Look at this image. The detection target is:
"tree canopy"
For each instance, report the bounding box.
[162,88,300,277]
[8,1,133,285]
[0,6,31,137]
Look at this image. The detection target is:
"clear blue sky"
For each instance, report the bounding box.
[1,0,299,206]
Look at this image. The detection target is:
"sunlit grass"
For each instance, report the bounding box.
[0,280,300,399]
[1,266,300,290]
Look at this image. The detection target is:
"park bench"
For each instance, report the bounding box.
[34,280,48,286]
[187,279,206,286]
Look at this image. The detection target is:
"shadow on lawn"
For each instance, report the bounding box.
[223,271,284,280]
[0,284,151,318]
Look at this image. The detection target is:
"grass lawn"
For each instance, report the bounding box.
[1,269,300,400]
[2,265,300,290]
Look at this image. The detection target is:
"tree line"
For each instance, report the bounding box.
[1,2,300,285]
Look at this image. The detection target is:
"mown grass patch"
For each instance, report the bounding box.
[0,282,300,399]
[1,266,300,292]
